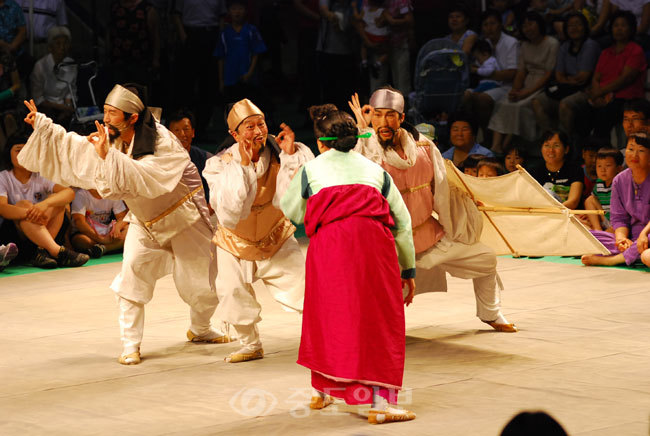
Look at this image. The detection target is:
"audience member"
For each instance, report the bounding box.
[585,0,613,37]
[503,142,526,172]
[368,0,414,96]
[460,153,486,176]
[579,136,607,203]
[462,9,519,139]
[584,146,623,231]
[491,0,515,34]
[470,38,501,93]
[500,410,568,436]
[445,4,478,55]
[561,10,646,139]
[610,0,650,37]
[0,134,88,268]
[488,12,559,152]
[0,47,20,149]
[530,130,584,209]
[167,109,212,205]
[16,0,67,60]
[172,0,226,137]
[532,12,600,133]
[353,0,390,79]
[477,156,506,177]
[70,188,128,258]
[443,112,494,167]
[582,131,650,267]
[30,26,75,126]
[622,98,650,139]
[0,0,26,58]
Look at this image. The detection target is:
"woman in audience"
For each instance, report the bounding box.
[582,131,650,267]
[446,5,477,55]
[488,12,559,152]
[560,10,646,139]
[30,26,76,126]
[532,12,600,133]
[0,134,88,268]
[530,130,584,209]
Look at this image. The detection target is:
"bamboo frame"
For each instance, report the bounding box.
[478,206,605,215]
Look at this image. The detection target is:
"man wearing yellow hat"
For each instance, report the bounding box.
[349,88,517,333]
[203,98,314,363]
[20,84,228,365]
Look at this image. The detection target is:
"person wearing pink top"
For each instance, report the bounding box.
[350,88,517,332]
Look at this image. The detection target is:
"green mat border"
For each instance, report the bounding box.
[501,255,650,272]
[0,253,124,278]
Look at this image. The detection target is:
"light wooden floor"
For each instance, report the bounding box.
[1,251,649,436]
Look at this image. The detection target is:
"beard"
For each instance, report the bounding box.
[376,127,397,149]
[106,124,121,142]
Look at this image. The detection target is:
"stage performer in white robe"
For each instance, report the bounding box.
[349,88,517,332]
[281,104,417,424]
[203,99,314,363]
[19,84,228,366]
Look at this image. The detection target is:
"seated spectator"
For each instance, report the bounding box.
[0,134,88,268]
[353,0,390,78]
[70,188,128,258]
[30,26,76,127]
[0,0,26,60]
[529,130,584,209]
[491,0,515,34]
[532,12,600,133]
[214,0,267,102]
[610,0,650,38]
[0,241,18,271]
[560,10,647,140]
[622,98,650,139]
[460,153,486,176]
[584,146,623,231]
[445,4,478,55]
[469,38,502,93]
[0,47,19,149]
[443,112,494,167]
[462,9,519,137]
[501,411,568,436]
[167,109,212,205]
[488,12,559,152]
[585,0,613,37]
[503,142,526,172]
[582,132,650,267]
[16,0,68,60]
[579,136,609,204]
[477,156,506,177]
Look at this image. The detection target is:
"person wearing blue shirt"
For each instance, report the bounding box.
[442,112,494,166]
[213,0,267,103]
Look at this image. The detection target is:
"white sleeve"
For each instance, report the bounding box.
[274,142,314,207]
[94,133,189,201]
[203,149,258,229]
[18,113,100,190]
[70,190,87,215]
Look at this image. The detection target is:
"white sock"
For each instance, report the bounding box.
[371,387,388,410]
[493,312,510,325]
[312,388,325,398]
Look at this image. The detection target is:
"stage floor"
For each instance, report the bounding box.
[1,250,649,435]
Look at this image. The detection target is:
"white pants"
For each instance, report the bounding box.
[215,236,305,346]
[111,221,219,354]
[414,240,501,322]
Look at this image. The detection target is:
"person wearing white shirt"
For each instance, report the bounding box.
[16,0,67,59]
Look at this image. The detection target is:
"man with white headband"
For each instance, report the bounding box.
[203,99,314,363]
[350,88,517,332]
[19,84,228,365]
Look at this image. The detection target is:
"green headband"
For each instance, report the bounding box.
[318,132,372,141]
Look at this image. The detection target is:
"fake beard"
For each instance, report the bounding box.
[107,121,131,142]
[377,127,397,149]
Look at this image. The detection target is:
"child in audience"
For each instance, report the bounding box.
[470,39,502,93]
[0,242,18,271]
[478,157,506,177]
[503,143,526,172]
[584,147,623,232]
[70,188,128,258]
[460,154,486,176]
[0,134,88,268]
[353,0,390,76]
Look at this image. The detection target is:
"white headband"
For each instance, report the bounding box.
[369,88,404,113]
[105,84,145,114]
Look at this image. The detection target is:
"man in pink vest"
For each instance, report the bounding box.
[350,88,517,332]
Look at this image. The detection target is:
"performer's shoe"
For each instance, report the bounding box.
[368,407,416,424]
[186,329,232,344]
[118,351,141,365]
[309,395,334,410]
[484,320,518,332]
[224,346,264,363]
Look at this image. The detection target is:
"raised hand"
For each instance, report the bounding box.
[87,120,109,160]
[348,93,372,128]
[276,123,296,155]
[23,99,38,128]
